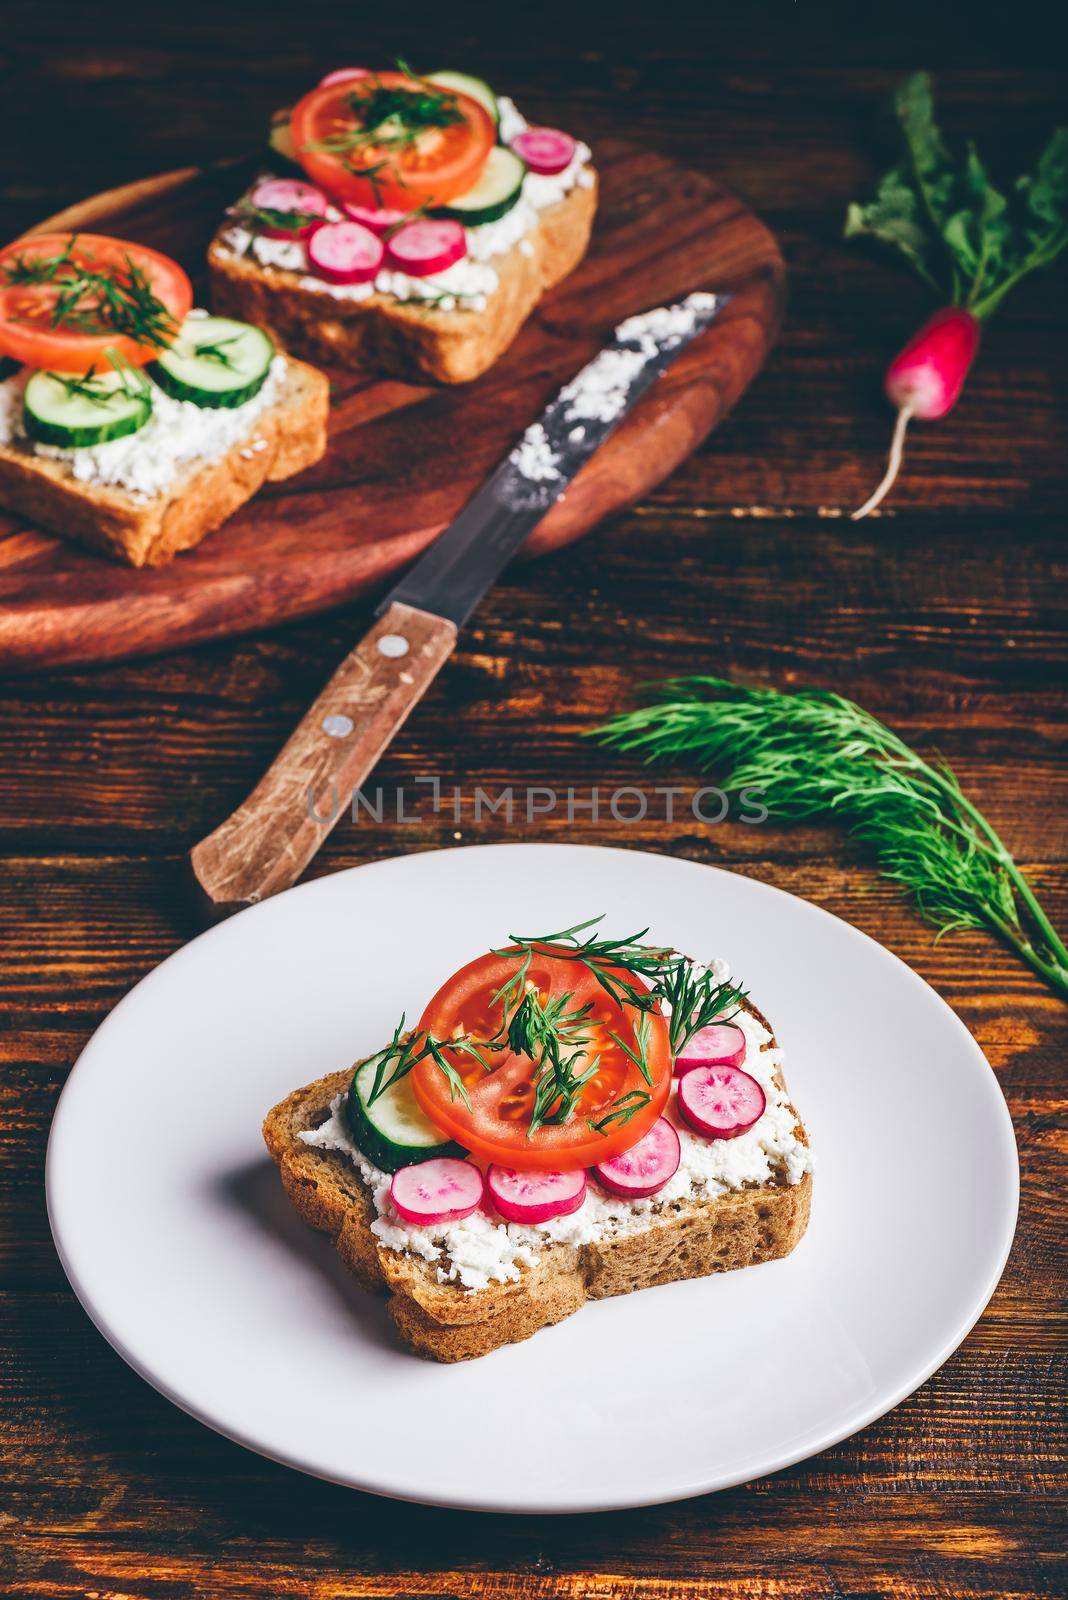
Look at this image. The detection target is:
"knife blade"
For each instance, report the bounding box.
[189,292,726,914]
[382,290,725,627]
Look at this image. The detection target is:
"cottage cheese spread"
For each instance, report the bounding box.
[505,291,720,485]
[240,234,307,272]
[0,338,287,499]
[298,983,812,1293]
[218,95,593,311]
[222,236,498,311]
[509,421,561,483]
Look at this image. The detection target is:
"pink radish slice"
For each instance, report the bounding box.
[319,67,371,87]
[385,219,467,277]
[675,1022,747,1076]
[677,1064,766,1142]
[593,1117,681,1199]
[487,1165,587,1225]
[511,127,577,176]
[305,220,384,284]
[342,203,409,235]
[251,180,329,236]
[251,178,329,214]
[390,1158,484,1226]
[250,178,330,238]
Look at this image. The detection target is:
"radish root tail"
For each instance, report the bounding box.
[852,404,914,521]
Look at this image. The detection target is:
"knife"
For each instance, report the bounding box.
[189,292,724,914]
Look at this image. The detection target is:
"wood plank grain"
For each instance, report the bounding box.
[0,513,1063,858]
[0,11,1064,1600]
[0,1563,1063,1600]
[2,850,1064,1003]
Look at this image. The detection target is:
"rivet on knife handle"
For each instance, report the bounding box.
[188,601,457,914]
[188,295,723,916]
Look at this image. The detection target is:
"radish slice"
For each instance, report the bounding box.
[677,1064,766,1142]
[390,1158,484,1226]
[386,219,467,278]
[486,1165,587,1225]
[306,220,384,284]
[593,1118,681,1199]
[250,178,330,238]
[511,127,577,176]
[675,1022,747,1076]
[342,203,409,236]
[319,67,371,87]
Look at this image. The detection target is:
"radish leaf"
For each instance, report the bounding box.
[844,170,941,291]
[846,72,1067,319]
[1020,127,1068,234]
[895,71,957,233]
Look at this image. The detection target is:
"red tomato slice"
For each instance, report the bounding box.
[413,950,672,1171]
[0,233,192,374]
[291,70,496,212]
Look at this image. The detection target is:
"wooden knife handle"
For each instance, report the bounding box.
[188,601,457,914]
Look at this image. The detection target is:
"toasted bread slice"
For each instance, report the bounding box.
[208,178,598,384]
[263,999,812,1362]
[0,358,328,566]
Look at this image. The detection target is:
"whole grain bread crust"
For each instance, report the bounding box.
[263,997,812,1362]
[208,177,598,384]
[0,358,329,566]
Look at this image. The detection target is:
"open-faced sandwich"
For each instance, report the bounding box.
[265,917,812,1362]
[209,65,598,383]
[0,231,328,565]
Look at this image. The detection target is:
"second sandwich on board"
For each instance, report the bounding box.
[209,64,598,384]
[0,231,328,566]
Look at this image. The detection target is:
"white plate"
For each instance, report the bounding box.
[47,844,1018,1513]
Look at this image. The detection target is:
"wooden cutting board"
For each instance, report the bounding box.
[0,141,783,672]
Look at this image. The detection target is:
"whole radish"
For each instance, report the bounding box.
[846,72,1067,519]
[852,308,980,520]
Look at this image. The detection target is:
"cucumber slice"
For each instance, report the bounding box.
[426,70,499,128]
[0,356,20,384]
[23,369,151,449]
[432,146,527,227]
[267,110,301,172]
[345,1056,464,1174]
[151,316,274,409]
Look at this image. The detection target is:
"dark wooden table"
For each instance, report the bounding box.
[1,4,1065,1597]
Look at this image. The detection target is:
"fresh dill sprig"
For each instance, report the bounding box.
[507,988,601,1137]
[1,238,177,351]
[2,235,78,284]
[506,987,594,1061]
[364,161,392,209]
[303,64,463,175]
[421,1035,481,1109]
[232,197,324,236]
[385,202,429,235]
[607,1009,654,1085]
[191,335,239,369]
[654,961,748,1058]
[365,1014,423,1102]
[51,347,150,410]
[587,1089,652,1136]
[528,1049,602,1138]
[494,917,672,1015]
[365,1016,484,1109]
[593,676,1068,1000]
[53,371,122,406]
[105,345,151,398]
